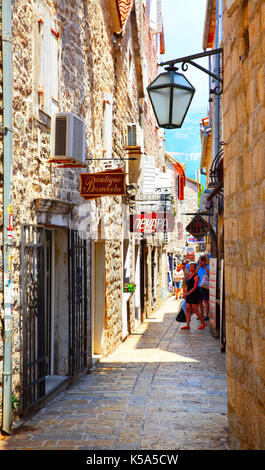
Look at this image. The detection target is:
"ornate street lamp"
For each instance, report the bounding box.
[147,66,195,129]
[147,48,223,130]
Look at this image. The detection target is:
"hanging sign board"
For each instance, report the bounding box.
[130,212,174,233]
[186,215,212,241]
[187,236,205,244]
[80,168,126,199]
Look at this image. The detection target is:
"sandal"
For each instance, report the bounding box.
[198,323,207,330]
[181,325,190,330]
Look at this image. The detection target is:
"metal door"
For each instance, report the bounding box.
[68,230,88,376]
[21,225,47,412]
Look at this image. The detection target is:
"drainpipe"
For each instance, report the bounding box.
[1,0,13,435]
[208,56,212,129]
[139,0,145,129]
[214,0,220,157]
[213,0,222,260]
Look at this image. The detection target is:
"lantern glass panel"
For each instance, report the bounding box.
[172,88,194,126]
[173,73,192,87]
[152,73,172,86]
[149,86,171,126]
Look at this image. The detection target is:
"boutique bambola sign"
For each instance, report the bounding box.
[80,168,126,199]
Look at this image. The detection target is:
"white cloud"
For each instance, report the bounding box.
[168,152,200,161]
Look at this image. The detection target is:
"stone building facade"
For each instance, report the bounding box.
[127,0,166,319]
[201,0,265,449]
[180,177,202,253]
[223,0,265,449]
[161,153,202,291]
[0,0,164,428]
[200,0,225,343]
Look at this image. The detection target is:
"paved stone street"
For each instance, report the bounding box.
[0,298,229,450]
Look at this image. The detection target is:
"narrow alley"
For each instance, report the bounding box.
[0,298,228,451]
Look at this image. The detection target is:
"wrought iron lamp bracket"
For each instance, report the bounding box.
[160,48,223,95]
[86,154,137,167]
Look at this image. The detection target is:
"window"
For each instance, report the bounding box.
[102,93,115,170]
[177,222,183,241]
[176,175,185,200]
[128,49,134,98]
[143,58,148,102]
[34,0,61,120]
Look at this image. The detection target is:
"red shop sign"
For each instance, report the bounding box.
[130,212,174,233]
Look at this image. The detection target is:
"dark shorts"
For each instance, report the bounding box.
[174,281,182,288]
[186,288,200,305]
[200,287,209,301]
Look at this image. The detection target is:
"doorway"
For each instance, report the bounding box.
[134,244,141,324]
[21,225,57,411]
[68,229,88,375]
[93,242,105,355]
[21,225,74,414]
[122,239,130,339]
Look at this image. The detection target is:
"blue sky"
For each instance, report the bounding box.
[161,0,208,184]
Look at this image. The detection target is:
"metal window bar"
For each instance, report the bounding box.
[68,230,88,376]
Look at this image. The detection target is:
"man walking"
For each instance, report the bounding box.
[196,255,210,321]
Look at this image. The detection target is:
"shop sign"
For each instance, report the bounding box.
[187,236,205,244]
[135,193,173,203]
[130,212,174,233]
[80,168,126,199]
[186,215,211,241]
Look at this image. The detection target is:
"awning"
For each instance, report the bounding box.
[116,0,133,32]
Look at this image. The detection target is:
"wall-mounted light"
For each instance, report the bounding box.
[147,66,195,129]
[147,48,223,130]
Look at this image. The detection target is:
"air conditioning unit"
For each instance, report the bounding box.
[50,112,86,164]
[126,123,144,150]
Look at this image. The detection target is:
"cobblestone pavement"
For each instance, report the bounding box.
[0,298,229,450]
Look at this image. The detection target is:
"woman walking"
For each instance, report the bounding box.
[181,263,207,331]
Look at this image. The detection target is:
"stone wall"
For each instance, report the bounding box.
[10,0,122,379]
[0,0,150,421]
[0,1,3,421]
[223,0,265,449]
[142,1,164,167]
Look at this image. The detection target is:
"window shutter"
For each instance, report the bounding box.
[175,175,179,199]
[177,222,183,241]
[35,1,46,109]
[42,5,51,114]
[49,16,60,115]
[178,175,185,200]
[142,155,156,194]
[35,0,60,117]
